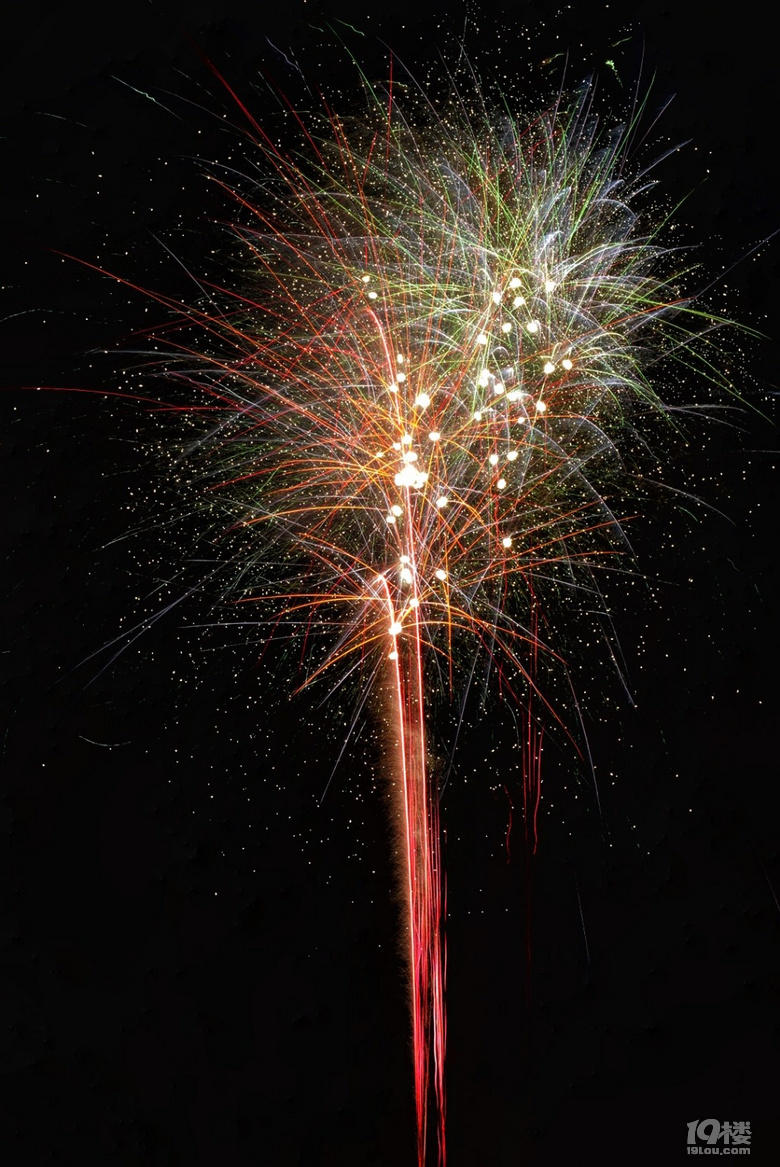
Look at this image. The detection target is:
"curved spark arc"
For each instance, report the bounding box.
[111,54,744,1166]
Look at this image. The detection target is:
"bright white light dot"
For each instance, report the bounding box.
[399,555,411,564]
[474,411,482,421]
[414,393,431,409]
[389,622,402,636]
[477,333,488,346]
[493,383,505,395]
[509,277,522,289]
[397,353,405,363]
[527,320,540,334]
[391,505,403,516]
[428,431,441,442]
[361,275,371,283]
[512,295,525,307]
[507,450,519,461]
[543,361,556,374]
[386,515,396,525]
[395,467,418,487]
[400,567,413,585]
[388,650,398,660]
[535,400,547,413]
[497,478,507,489]
[502,536,513,549]
[368,291,378,300]
[401,434,413,445]
[544,279,556,293]
[562,358,573,370]
[478,371,491,388]
[492,291,502,304]
[403,451,418,463]
[436,496,449,508]
[396,372,406,383]
[408,597,420,609]
[392,442,401,451]
[507,390,523,402]
[388,383,399,393]
[501,322,512,333]
[435,569,447,581]
[489,453,499,466]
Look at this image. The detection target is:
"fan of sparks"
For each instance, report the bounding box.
[166,74,722,702]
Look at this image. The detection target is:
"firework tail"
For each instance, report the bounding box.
[380,568,446,1163]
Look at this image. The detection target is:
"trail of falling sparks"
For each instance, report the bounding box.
[86,48,743,1165]
[391,618,446,1165]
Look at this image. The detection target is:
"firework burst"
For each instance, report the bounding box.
[100,54,741,1165]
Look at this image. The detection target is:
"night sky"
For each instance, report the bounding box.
[3,2,780,1164]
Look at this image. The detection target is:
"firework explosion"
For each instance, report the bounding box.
[104,56,738,1166]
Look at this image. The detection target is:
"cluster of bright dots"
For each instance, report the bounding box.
[368,271,578,651]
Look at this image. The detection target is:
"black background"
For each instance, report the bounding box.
[2,2,779,1164]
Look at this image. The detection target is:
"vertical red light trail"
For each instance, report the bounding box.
[381,577,446,1165]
